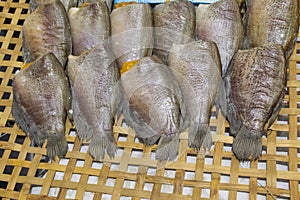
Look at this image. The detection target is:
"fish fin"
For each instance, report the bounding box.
[155,134,179,161]
[47,134,68,160]
[202,126,212,150]
[215,77,227,116]
[176,86,189,133]
[74,114,93,140]
[188,123,212,150]
[227,102,242,135]
[12,98,45,146]
[115,88,124,121]
[89,131,117,161]
[268,89,285,129]
[121,98,157,139]
[223,67,242,135]
[138,134,160,146]
[72,97,93,140]
[232,125,262,161]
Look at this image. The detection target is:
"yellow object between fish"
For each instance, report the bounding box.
[79,2,91,9]
[114,2,137,9]
[120,60,139,75]
[22,62,32,70]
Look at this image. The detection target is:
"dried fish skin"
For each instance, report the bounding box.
[67,44,120,161]
[12,53,71,160]
[121,56,186,161]
[153,0,195,65]
[78,0,113,12]
[223,44,286,161]
[196,0,243,75]
[244,0,299,58]
[68,2,110,56]
[29,0,54,12]
[169,40,222,150]
[30,0,78,12]
[23,0,72,68]
[60,0,78,11]
[110,4,153,68]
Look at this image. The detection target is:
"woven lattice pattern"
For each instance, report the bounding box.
[0,0,299,199]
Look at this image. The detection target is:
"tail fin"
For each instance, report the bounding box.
[89,131,117,161]
[47,134,68,160]
[232,125,262,161]
[188,123,212,151]
[155,134,179,161]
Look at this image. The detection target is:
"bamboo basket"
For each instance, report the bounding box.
[0,0,299,199]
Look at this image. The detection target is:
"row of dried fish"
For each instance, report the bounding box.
[12,0,298,162]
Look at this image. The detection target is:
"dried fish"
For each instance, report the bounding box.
[110,3,153,68]
[221,44,286,161]
[23,0,72,67]
[153,0,195,65]
[121,56,186,161]
[12,53,71,160]
[243,0,299,58]
[196,0,243,75]
[67,44,120,160]
[169,40,222,150]
[68,2,110,56]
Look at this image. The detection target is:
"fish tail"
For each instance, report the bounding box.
[188,123,212,150]
[46,134,68,160]
[89,131,117,161]
[232,125,262,161]
[155,134,179,161]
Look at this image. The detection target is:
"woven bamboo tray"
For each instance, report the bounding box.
[0,0,299,199]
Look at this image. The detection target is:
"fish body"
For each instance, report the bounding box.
[68,2,110,56]
[196,0,243,75]
[110,4,153,68]
[67,44,120,160]
[153,0,195,65]
[121,56,186,161]
[169,40,222,150]
[222,44,286,161]
[12,53,71,160]
[244,0,299,58]
[23,0,72,67]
